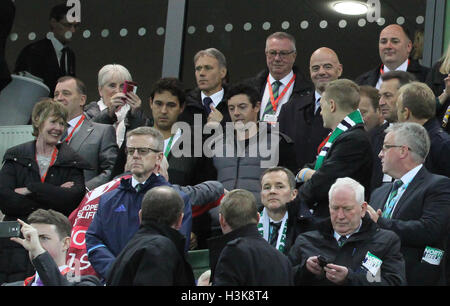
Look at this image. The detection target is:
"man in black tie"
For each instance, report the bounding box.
[289,177,406,286]
[15,3,78,95]
[179,48,231,127]
[367,122,450,285]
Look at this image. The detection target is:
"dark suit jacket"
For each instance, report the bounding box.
[178,87,231,127]
[246,66,313,120]
[68,116,118,190]
[355,59,430,87]
[278,90,330,170]
[299,124,373,218]
[426,60,450,134]
[368,121,389,193]
[0,0,15,92]
[423,118,450,177]
[370,167,450,285]
[14,38,75,94]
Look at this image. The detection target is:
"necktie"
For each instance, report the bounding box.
[135,183,144,193]
[382,179,404,218]
[263,80,282,116]
[338,235,347,247]
[60,47,69,75]
[203,97,213,115]
[315,97,321,115]
[268,221,282,247]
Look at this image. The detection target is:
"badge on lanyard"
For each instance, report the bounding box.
[421,246,444,265]
[362,251,382,277]
[263,114,278,125]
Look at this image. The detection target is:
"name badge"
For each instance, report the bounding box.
[362,251,382,277]
[421,246,444,265]
[263,114,278,124]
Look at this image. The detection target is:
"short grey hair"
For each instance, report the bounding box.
[265,32,296,52]
[385,122,430,163]
[194,48,227,69]
[328,177,365,206]
[126,126,164,152]
[98,64,132,88]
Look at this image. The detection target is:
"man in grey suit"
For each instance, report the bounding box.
[54,76,118,190]
[366,122,450,285]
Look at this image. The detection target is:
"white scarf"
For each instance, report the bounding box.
[97,98,130,147]
[257,208,288,253]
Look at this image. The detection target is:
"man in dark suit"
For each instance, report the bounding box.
[179,48,231,127]
[396,81,450,177]
[278,47,340,170]
[0,0,15,93]
[207,189,293,286]
[355,24,429,89]
[367,122,450,285]
[296,79,373,218]
[369,71,416,192]
[15,3,78,94]
[54,76,118,190]
[246,32,312,125]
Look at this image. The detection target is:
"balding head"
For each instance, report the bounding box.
[309,47,343,93]
[379,24,412,70]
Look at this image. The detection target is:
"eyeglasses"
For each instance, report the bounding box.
[265,50,296,59]
[126,147,161,156]
[381,144,411,152]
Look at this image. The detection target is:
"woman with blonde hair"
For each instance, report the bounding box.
[0,98,89,283]
[426,42,450,132]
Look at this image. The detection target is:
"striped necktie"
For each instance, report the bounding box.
[263,80,281,116]
[382,180,404,218]
[338,235,347,247]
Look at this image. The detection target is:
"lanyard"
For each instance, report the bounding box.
[380,59,410,75]
[36,147,59,183]
[164,134,175,158]
[65,115,85,143]
[24,265,71,286]
[267,74,296,112]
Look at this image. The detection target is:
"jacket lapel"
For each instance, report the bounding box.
[69,119,93,152]
[391,167,427,218]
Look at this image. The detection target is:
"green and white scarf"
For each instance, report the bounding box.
[257,208,288,253]
[314,110,364,170]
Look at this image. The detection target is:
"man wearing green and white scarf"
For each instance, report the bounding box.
[296,79,373,218]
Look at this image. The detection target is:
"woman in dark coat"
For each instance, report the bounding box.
[0,98,89,284]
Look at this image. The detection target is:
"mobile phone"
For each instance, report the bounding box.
[0,221,21,238]
[122,81,138,95]
[317,255,329,268]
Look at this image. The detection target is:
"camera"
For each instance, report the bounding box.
[0,221,21,238]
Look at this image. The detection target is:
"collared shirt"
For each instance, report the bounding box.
[67,114,82,137]
[48,32,65,66]
[333,220,362,242]
[131,174,163,190]
[376,59,409,89]
[386,164,423,215]
[201,88,224,109]
[260,71,295,120]
[32,265,69,286]
[314,91,322,115]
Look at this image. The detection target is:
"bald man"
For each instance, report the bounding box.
[278,47,341,169]
[355,24,429,89]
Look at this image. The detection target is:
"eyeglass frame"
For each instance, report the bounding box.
[381,144,412,152]
[265,49,296,59]
[125,147,161,156]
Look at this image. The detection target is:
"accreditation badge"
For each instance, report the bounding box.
[421,246,444,265]
[263,114,278,125]
[362,251,383,277]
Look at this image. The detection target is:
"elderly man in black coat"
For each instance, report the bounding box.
[207,189,293,286]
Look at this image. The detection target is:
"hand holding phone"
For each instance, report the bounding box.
[0,221,20,238]
[317,255,329,268]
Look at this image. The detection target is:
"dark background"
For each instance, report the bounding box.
[5,0,427,115]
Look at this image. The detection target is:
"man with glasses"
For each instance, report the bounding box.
[247,32,312,124]
[367,122,450,285]
[15,3,79,94]
[85,126,192,282]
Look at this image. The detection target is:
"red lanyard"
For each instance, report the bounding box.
[36,147,59,183]
[24,266,72,286]
[380,59,410,75]
[65,115,85,143]
[267,74,296,112]
[317,133,331,155]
